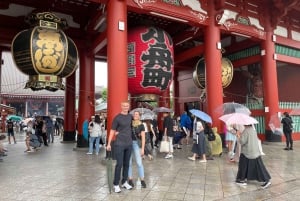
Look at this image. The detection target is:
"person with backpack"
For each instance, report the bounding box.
[87,115,103,155]
[281,112,294,150]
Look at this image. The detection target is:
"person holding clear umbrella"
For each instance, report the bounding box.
[235,124,271,189]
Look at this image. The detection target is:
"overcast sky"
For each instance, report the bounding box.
[95,61,107,87]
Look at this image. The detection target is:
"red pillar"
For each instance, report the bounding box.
[77,50,95,147]
[173,70,180,116]
[106,0,128,137]
[0,50,5,132]
[204,1,223,130]
[63,71,76,141]
[261,30,280,141]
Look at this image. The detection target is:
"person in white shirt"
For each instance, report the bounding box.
[86,115,103,155]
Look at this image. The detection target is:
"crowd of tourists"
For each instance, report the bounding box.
[102,101,288,193]
[2,104,295,192]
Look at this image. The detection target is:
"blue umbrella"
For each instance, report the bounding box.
[189,109,212,123]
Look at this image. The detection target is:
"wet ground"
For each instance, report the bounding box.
[0,133,299,201]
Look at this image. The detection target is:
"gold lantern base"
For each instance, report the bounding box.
[25,74,65,91]
[135,94,158,102]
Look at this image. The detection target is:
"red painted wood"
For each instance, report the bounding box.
[261,31,279,129]
[205,1,223,130]
[277,54,300,65]
[276,35,300,49]
[77,51,95,136]
[90,31,107,55]
[175,45,204,64]
[231,55,261,68]
[64,72,76,132]
[106,0,128,137]
[127,0,209,26]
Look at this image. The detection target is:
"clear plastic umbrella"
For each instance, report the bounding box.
[152,107,173,113]
[268,114,283,135]
[130,108,154,116]
[215,102,251,116]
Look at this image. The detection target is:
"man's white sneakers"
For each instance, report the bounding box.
[121,181,133,190]
[114,185,121,193]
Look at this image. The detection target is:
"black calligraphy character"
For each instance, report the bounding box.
[142,68,172,90]
[141,43,173,71]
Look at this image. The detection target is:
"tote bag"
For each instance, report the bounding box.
[159,138,170,153]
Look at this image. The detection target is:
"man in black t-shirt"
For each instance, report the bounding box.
[106,100,133,193]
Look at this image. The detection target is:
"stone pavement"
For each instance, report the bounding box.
[0,133,300,201]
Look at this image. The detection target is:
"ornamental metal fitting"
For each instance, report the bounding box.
[25,12,68,30]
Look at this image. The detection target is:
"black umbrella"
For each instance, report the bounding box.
[106,151,113,193]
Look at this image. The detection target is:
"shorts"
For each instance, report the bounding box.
[7,131,14,136]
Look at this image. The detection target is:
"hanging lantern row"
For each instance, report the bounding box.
[128,26,174,102]
[11,12,78,91]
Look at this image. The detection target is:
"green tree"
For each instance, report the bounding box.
[101,88,107,101]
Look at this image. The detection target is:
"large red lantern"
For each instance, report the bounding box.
[128,26,174,101]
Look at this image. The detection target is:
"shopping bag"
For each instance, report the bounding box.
[159,139,170,153]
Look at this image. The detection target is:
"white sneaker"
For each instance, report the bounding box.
[165,154,173,159]
[86,152,93,155]
[261,181,271,189]
[121,181,133,190]
[114,185,121,193]
[95,152,99,155]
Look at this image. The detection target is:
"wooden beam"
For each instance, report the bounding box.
[276,35,300,49]
[231,55,261,68]
[175,45,204,64]
[224,39,259,55]
[277,54,300,65]
[90,31,107,54]
[87,0,107,4]
[86,11,106,32]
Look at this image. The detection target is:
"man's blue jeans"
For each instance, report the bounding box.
[128,140,144,179]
